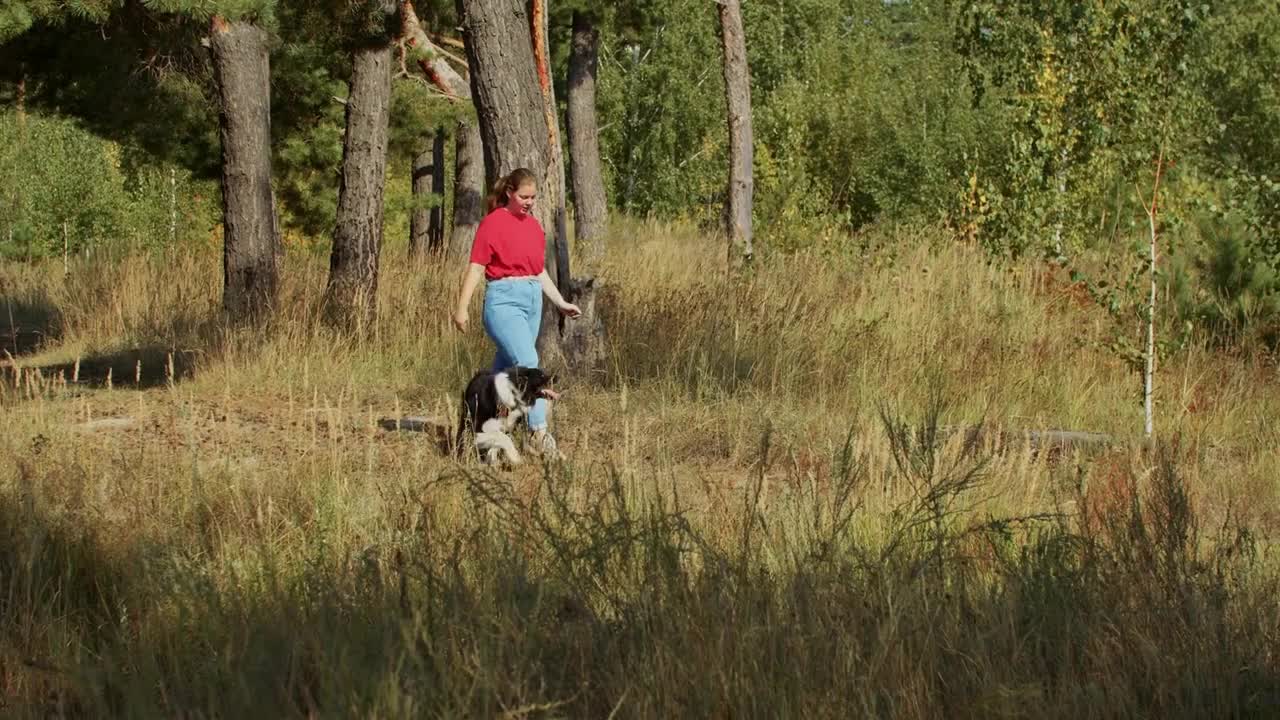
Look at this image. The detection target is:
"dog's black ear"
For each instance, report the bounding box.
[511,373,529,395]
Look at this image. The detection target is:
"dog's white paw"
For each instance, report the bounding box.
[476,431,521,468]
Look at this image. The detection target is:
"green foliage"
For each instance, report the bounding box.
[0,0,122,42]
[141,0,276,25]
[1193,0,1280,259]
[950,0,1278,400]
[598,0,1001,249]
[1169,211,1280,350]
[597,0,725,224]
[956,0,1207,258]
[338,0,400,47]
[0,6,220,175]
[0,0,278,42]
[122,154,221,247]
[267,13,468,242]
[0,2,36,41]
[0,110,217,259]
[387,77,470,162]
[0,111,128,259]
[269,38,347,239]
[1,0,1278,356]
[591,0,1274,269]
[749,0,1001,247]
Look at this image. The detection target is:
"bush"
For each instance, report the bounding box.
[1169,213,1280,350]
[0,110,218,260]
[0,111,128,259]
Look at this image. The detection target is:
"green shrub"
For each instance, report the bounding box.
[1169,212,1280,350]
[0,110,218,260]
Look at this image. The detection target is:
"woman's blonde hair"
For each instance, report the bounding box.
[486,167,537,212]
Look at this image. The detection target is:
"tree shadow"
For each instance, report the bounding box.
[1,291,64,358]
[32,347,200,390]
[1,286,206,392]
[0,488,129,716]
[4,447,1280,717]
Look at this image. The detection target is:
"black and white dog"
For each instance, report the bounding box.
[456,366,558,466]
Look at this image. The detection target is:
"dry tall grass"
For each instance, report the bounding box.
[1,220,1278,717]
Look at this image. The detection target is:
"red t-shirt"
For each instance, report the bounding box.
[469,208,546,280]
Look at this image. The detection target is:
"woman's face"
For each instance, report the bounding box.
[505,182,537,217]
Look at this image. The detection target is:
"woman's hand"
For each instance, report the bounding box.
[452,308,469,332]
[538,270,582,319]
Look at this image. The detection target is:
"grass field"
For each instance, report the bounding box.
[2,220,1279,717]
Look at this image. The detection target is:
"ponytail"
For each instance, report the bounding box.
[486,167,538,212]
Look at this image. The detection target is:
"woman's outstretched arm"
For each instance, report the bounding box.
[538,270,582,318]
[453,263,487,331]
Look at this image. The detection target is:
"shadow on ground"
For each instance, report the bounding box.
[1,293,63,358]
[2,460,1279,719]
[32,347,200,389]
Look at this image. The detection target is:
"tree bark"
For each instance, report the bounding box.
[531,0,572,364]
[560,276,607,379]
[208,17,281,323]
[401,1,483,261]
[717,0,754,269]
[325,1,397,329]
[449,118,484,260]
[456,0,550,219]
[409,127,447,260]
[567,10,607,269]
[409,144,433,260]
[429,126,446,250]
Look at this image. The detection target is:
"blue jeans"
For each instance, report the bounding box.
[482,277,548,431]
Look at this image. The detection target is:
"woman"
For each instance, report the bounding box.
[452,168,581,457]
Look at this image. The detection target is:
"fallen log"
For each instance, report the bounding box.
[378,415,450,433]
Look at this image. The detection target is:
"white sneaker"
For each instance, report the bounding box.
[529,430,561,460]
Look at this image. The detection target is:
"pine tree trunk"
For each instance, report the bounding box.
[409,128,446,260]
[409,146,433,261]
[532,0,572,366]
[561,10,609,377]
[325,1,397,330]
[718,0,754,269]
[449,118,484,260]
[567,10,607,269]
[456,0,551,218]
[208,17,281,322]
[429,127,446,250]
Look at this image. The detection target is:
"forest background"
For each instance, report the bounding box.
[2,0,1280,716]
